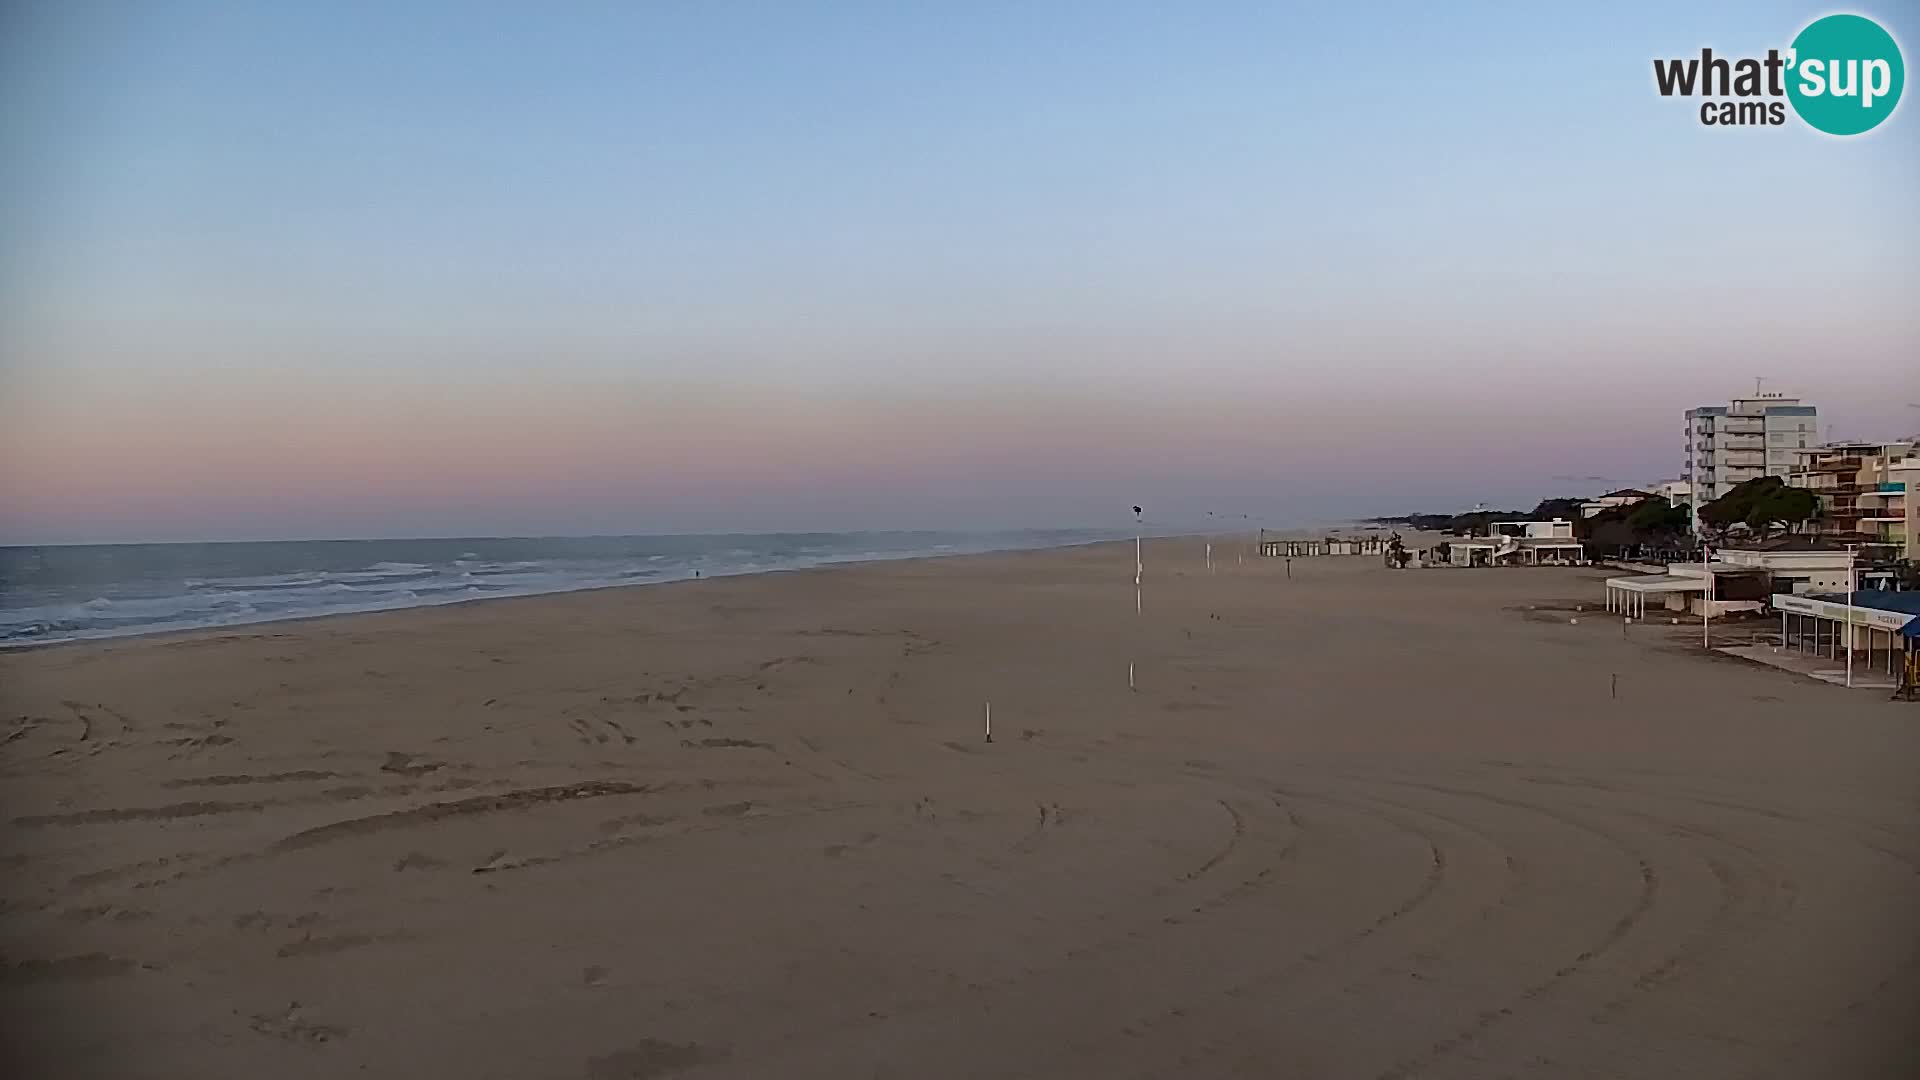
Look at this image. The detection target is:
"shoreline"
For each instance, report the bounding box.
[0,536,1150,654]
[3,525,1350,654]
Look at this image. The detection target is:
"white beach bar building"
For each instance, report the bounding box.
[1604,567,1708,619]
[1602,562,1771,619]
[1444,519,1586,567]
[1605,537,1869,619]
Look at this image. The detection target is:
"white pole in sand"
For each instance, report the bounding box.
[1134,506,1143,614]
[1132,505,1142,688]
[985,701,992,743]
[1702,546,1712,651]
[1846,548,1856,689]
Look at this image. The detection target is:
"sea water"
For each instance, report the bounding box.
[0,530,1125,647]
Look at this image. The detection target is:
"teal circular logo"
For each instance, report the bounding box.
[1786,14,1904,135]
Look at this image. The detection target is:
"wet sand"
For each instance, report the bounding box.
[3,537,1916,1078]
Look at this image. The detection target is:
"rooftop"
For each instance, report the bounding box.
[1805,590,1920,617]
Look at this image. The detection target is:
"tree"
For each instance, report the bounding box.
[1698,477,1818,536]
[1625,496,1691,536]
[1532,497,1584,521]
[1583,496,1694,555]
[1746,486,1818,533]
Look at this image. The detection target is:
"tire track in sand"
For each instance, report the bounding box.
[1356,777,1663,1080]
[1027,783,1460,1076]
[680,784,1307,1076]
[1105,781,1531,1080]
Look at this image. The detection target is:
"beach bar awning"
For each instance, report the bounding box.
[1777,592,1920,639]
[1606,574,1708,594]
[1604,574,1706,618]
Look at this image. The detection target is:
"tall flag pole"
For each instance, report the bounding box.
[1131,505,1143,691]
[1133,506,1143,615]
[1703,544,1712,650]
[1846,547,1856,688]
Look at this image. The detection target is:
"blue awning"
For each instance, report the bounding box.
[1806,591,1920,640]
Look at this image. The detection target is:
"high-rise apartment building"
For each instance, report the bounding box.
[1683,394,1818,505]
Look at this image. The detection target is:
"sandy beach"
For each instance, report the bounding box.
[2,537,1915,1079]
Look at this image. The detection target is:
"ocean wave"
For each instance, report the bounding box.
[187,573,328,591]
[330,568,440,584]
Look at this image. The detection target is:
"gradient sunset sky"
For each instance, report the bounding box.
[3,1,1916,543]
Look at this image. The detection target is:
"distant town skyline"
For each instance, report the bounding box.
[3,2,1916,543]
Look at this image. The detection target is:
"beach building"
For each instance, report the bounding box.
[1441,520,1584,567]
[1683,395,1818,528]
[1604,564,1709,617]
[1787,440,1915,557]
[1603,561,1771,619]
[1490,519,1574,539]
[1597,530,1912,622]
[1653,478,1693,507]
[1604,536,1881,619]
[1899,459,1920,560]
[1773,590,1920,681]
[1257,532,1387,558]
[1713,536,1862,594]
[1579,489,1656,518]
[1443,537,1584,566]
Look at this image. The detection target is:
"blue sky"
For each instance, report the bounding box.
[2,2,1916,541]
